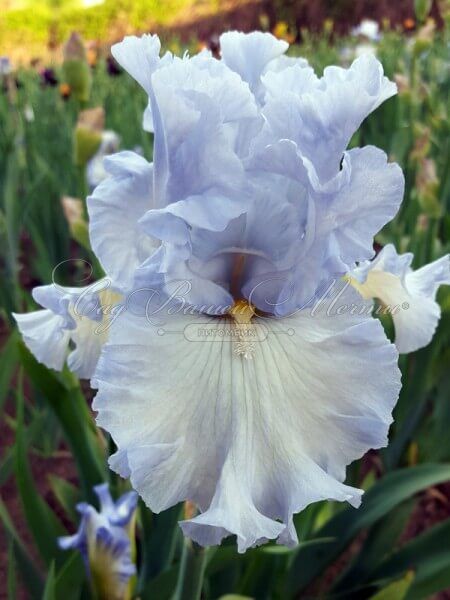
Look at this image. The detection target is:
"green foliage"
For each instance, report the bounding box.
[1,21,450,600]
[1,0,209,55]
[63,59,92,103]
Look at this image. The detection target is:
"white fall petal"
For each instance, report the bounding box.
[93,286,401,552]
[352,244,450,353]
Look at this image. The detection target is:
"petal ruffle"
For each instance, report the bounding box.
[150,63,252,206]
[136,177,302,314]
[88,152,156,292]
[219,31,288,101]
[256,145,404,314]
[111,34,164,95]
[93,285,400,552]
[259,53,396,183]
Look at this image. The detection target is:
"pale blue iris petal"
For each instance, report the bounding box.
[406,254,450,297]
[93,285,400,552]
[261,63,318,101]
[32,285,74,328]
[13,309,70,371]
[219,31,288,101]
[265,54,309,73]
[139,194,247,247]
[138,179,302,314]
[111,34,171,204]
[108,449,131,478]
[88,151,155,292]
[153,54,257,124]
[111,34,163,94]
[322,146,404,265]
[259,53,397,183]
[352,242,414,283]
[66,318,104,379]
[247,144,403,314]
[14,281,111,376]
[152,87,246,206]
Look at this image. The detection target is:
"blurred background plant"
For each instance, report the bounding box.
[1,0,450,598]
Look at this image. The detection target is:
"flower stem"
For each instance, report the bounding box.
[172,539,207,600]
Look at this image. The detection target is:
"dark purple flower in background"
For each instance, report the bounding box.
[41,67,58,87]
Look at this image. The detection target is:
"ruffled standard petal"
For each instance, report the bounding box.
[249,145,404,314]
[259,53,397,183]
[88,152,156,292]
[219,31,288,101]
[93,285,400,552]
[111,34,163,94]
[131,64,259,299]
[261,63,318,101]
[139,193,247,247]
[111,33,171,195]
[322,147,404,266]
[136,176,302,315]
[351,245,450,353]
[150,62,253,206]
[152,54,257,125]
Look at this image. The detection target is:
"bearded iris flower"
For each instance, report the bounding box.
[58,484,138,600]
[14,31,449,552]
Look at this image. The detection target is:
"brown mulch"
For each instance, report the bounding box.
[0,390,79,600]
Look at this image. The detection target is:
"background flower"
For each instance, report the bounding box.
[59,483,138,600]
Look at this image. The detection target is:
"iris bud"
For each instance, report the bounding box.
[63,32,92,102]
